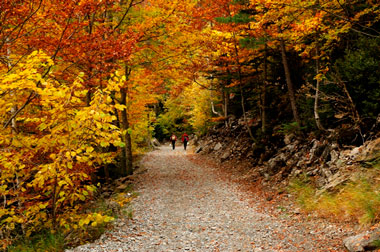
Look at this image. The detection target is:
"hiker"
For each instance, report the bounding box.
[181,133,189,150]
[170,133,177,150]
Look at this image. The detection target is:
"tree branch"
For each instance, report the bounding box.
[113,0,144,31]
[193,77,217,90]
[3,92,37,130]
[0,0,43,50]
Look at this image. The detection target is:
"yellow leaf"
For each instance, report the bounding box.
[67,162,73,169]
[86,146,94,153]
[115,104,127,111]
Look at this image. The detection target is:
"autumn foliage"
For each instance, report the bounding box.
[1,0,380,249]
[0,0,201,248]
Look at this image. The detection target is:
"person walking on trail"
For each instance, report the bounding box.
[182,133,189,150]
[170,133,177,150]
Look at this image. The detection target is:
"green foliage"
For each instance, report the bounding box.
[370,240,380,249]
[277,122,305,135]
[215,13,253,24]
[154,94,194,139]
[8,231,64,252]
[334,36,380,119]
[239,37,266,49]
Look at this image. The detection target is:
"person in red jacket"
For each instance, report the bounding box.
[181,133,189,150]
[170,133,177,150]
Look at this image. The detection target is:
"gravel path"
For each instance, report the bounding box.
[67,146,348,252]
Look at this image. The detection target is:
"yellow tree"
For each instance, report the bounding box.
[0,51,122,247]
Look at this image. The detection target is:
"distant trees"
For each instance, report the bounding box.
[175,0,380,144]
[0,0,204,247]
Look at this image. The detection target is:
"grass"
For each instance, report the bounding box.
[6,183,137,252]
[7,231,65,252]
[288,168,380,225]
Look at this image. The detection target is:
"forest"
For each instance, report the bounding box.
[0,0,379,250]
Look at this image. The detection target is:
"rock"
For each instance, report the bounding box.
[350,147,361,159]
[117,184,129,191]
[320,145,332,161]
[267,153,286,173]
[343,227,380,251]
[308,140,323,162]
[316,172,348,196]
[357,137,380,162]
[284,134,295,145]
[315,176,327,188]
[115,176,130,184]
[285,143,297,152]
[329,149,339,164]
[220,151,230,162]
[150,138,160,148]
[214,142,222,151]
[195,146,203,153]
[320,166,333,179]
[203,145,212,154]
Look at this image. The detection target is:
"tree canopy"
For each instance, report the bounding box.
[1,0,379,248]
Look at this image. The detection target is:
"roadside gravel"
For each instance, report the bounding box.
[67,146,350,252]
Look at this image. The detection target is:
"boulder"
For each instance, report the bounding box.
[350,147,362,159]
[150,138,160,148]
[267,153,286,174]
[343,227,380,251]
[329,149,339,165]
[316,172,348,196]
[116,183,129,191]
[214,142,223,151]
[357,137,380,162]
[220,151,231,162]
[308,139,324,162]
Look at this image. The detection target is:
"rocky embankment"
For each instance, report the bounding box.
[193,114,380,251]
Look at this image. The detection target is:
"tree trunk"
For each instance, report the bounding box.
[7,40,18,133]
[119,66,133,176]
[119,88,133,176]
[261,43,268,133]
[279,38,301,128]
[232,32,254,140]
[211,100,223,117]
[313,0,325,131]
[314,41,325,131]
[223,89,229,127]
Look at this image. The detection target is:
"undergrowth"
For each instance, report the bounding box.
[6,184,136,252]
[289,169,380,225]
[7,231,65,252]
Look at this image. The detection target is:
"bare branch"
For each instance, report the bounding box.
[193,76,217,90]
[3,92,38,130]
[0,0,43,50]
[113,0,144,31]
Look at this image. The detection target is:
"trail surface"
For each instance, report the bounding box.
[67,146,348,251]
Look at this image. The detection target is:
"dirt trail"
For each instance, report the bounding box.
[67,146,349,252]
